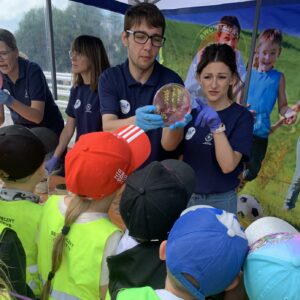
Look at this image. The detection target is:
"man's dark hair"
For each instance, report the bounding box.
[124,3,166,35]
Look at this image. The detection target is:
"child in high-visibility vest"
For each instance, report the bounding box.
[37,125,151,300]
[0,124,58,297]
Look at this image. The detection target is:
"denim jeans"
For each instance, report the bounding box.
[285,138,300,209]
[188,189,237,214]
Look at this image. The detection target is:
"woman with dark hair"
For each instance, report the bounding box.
[46,35,110,174]
[0,28,64,136]
[162,43,253,213]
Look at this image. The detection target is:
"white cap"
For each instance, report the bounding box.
[245,216,298,246]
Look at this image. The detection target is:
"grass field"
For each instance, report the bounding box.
[163,19,300,228]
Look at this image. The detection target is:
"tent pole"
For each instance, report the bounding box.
[45,0,58,100]
[242,0,262,105]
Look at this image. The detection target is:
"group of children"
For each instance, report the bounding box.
[0,123,300,300]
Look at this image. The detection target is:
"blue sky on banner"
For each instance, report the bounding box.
[71,0,300,37]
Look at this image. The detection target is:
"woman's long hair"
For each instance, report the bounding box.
[71,35,110,91]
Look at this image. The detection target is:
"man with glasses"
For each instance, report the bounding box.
[99,2,183,167]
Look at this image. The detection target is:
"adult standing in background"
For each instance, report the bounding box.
[46,35,110,174]
[0,28,64,137]
[99,2,183,166]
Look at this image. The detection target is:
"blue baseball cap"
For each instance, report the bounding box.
[166,205,248,299]
[244,217,300,300]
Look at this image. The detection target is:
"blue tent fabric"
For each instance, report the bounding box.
[70,0,300,36]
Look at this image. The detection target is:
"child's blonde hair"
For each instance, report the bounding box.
[253,28,282,68]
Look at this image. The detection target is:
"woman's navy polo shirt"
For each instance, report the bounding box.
[99,59,184,166]
[2,58,64,136]
[183,103,254,194]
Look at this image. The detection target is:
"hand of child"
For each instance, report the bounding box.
[0,90,14,106]
[195,98,221,132]
[135,105,165,132]
[169,113,192,131]
[283,108,297,125]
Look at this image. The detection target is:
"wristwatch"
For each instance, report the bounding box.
[213,123,226,134]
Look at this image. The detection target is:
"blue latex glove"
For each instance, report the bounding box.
[169,113,192,131]
[45,156,60,175]
[135,105,164,132]
[0,90,14,106]
[195,98,221,132]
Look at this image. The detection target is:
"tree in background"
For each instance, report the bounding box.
[15,2,126,72]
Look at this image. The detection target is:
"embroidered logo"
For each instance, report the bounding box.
[114,168,128,183]
[185,127,196,140]
[85,104,92,113]
[74,99,81,109]
[203,133,213,145]
[120,99,130,114]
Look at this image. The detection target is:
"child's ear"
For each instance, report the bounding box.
[159,240,167,261]
[225,274,240,291]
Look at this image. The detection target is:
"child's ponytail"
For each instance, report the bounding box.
[41,196,92,300]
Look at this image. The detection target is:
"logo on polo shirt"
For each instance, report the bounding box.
[85,104,92,113]
[74,99,81,109]
[203,133,213,145]
[120,100,130,115]
[185,127,196,140]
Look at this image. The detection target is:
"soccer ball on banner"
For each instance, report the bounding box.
[237,194,263,228]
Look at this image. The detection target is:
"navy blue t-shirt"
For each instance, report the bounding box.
[66,84,102,141]
[2,58,64,136]
[99,59,183,166]
[183,103,254,194]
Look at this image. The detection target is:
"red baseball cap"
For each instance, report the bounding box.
[65,125,151,200]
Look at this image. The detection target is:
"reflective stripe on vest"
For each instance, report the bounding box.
[0,199,42,296]
[38,195,120,300]
[51,289,80,300]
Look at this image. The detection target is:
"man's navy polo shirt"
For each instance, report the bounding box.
[2,57,64,136]
[99,59,184,166]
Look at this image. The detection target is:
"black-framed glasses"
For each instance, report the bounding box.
[126,30,166,47]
